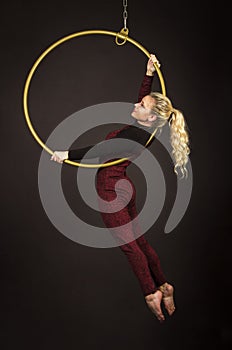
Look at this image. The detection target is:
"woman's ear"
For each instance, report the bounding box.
[148,114,157,122]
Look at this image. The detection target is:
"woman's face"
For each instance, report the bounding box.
[131,95,156,124]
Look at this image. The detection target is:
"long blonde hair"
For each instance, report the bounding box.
[149,92,190,178]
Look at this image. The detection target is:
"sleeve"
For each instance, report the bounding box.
[68,145,96,160]
[137,75,154,102]
[68,127,149,161]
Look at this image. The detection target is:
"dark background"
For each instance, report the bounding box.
[1,1,230,349]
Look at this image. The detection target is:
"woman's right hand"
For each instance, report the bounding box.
[50,151,69,163]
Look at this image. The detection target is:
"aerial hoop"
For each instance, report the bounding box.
[23,29,166,168]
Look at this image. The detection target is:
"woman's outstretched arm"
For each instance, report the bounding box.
[50,126,148,164]
[137,54,160,102]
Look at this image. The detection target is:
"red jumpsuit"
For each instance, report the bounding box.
[69,75,167,296]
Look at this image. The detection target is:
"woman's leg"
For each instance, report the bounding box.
[129,200,176,316]
[100,203,157,296]
[136,236,167,287]
[101,210,165,321]
[97,185,165,320]
[128,202,166,287]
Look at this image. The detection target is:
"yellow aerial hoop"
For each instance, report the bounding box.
[23,1,166,168]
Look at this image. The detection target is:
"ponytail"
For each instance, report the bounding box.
[149,92,190,178]
[169,109,190,178]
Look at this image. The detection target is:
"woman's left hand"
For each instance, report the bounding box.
[146,54,161,76]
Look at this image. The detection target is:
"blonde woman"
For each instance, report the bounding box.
[51,55,190,322]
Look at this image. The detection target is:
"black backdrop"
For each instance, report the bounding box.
[1,1,230,349]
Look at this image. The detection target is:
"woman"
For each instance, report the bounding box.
[51,55,190,322]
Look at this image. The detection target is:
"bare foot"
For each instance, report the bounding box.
[145,290,165,322]
[159,283,176,316]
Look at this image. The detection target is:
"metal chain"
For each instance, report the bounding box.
[123,0,128,29]
[115,0,129,45]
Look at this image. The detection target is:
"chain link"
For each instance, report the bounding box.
[123,0,128,29]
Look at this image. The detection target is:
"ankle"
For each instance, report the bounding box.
[145,289,162,302]
[158,283,173,296]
